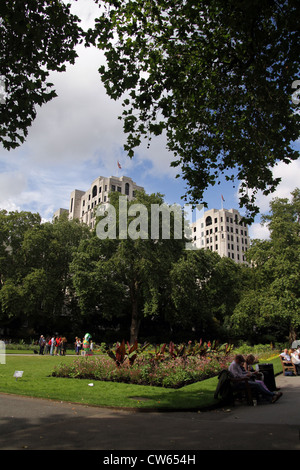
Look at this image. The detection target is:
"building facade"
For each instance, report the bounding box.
[190,208,250,264]
[54,175,144,228]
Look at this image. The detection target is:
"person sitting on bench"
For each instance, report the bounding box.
[229,355,282,404]
[280,349,291,361]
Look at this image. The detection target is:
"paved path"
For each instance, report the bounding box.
[0,374,299,451]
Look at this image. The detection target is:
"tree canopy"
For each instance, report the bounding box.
[231,188,300,343]
[91,0,299,220]
[0,0,82,149]
[1,1,299,219]
[0,210,90,335]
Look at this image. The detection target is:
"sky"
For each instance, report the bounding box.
[0,0,299,241]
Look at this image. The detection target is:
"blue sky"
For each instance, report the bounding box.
[0,0,299,240]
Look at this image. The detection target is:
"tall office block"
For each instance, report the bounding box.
[190,208,250,264]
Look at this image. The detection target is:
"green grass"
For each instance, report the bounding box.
[0,354,282,411]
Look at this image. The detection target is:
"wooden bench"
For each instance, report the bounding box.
[231,377,255,406]
[280,356,297,376]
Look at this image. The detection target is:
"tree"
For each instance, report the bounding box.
[91,0,299,220]
[170,249,244,339]
[71,190,186,343]
[0,210,90,336]
[0,0,82,149]
[231,189,300,343]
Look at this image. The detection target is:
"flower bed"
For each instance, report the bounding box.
[52,354,233,388]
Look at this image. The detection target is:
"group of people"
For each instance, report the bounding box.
[38,335,67,356]
[280,347,300,374]
[38,333,94,356]
[229,354,283,404]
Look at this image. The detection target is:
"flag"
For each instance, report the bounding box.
[221,194,225,202]
[117,161,122,169]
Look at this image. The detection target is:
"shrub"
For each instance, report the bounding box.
[52,352,233,388]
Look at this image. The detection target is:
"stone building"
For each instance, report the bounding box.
[190,207,250,264]
[54,175,144,228]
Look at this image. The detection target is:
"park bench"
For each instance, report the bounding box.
[279,356,297,376]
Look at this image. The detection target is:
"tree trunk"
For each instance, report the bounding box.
[129,281,140,344]
[289,325,297,344]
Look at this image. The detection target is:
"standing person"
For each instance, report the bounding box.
[290,349,300,375]
[75,337,81,355]
[38,335,45,355]
[61,337,67,356]
[44,336,50,354]
[54,336,62,356]
[50,336,55,356]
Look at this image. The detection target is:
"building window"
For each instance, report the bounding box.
[206,216,212,226]
[111,185,116,191]
[92,185,97,198]
[125,182,130,195]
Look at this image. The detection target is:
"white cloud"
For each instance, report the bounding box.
[250,159,299,214]
[0,171,27,212]
[248,222,270,240]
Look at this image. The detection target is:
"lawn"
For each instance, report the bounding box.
[0,354,221,410]
[0,354,281,410]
